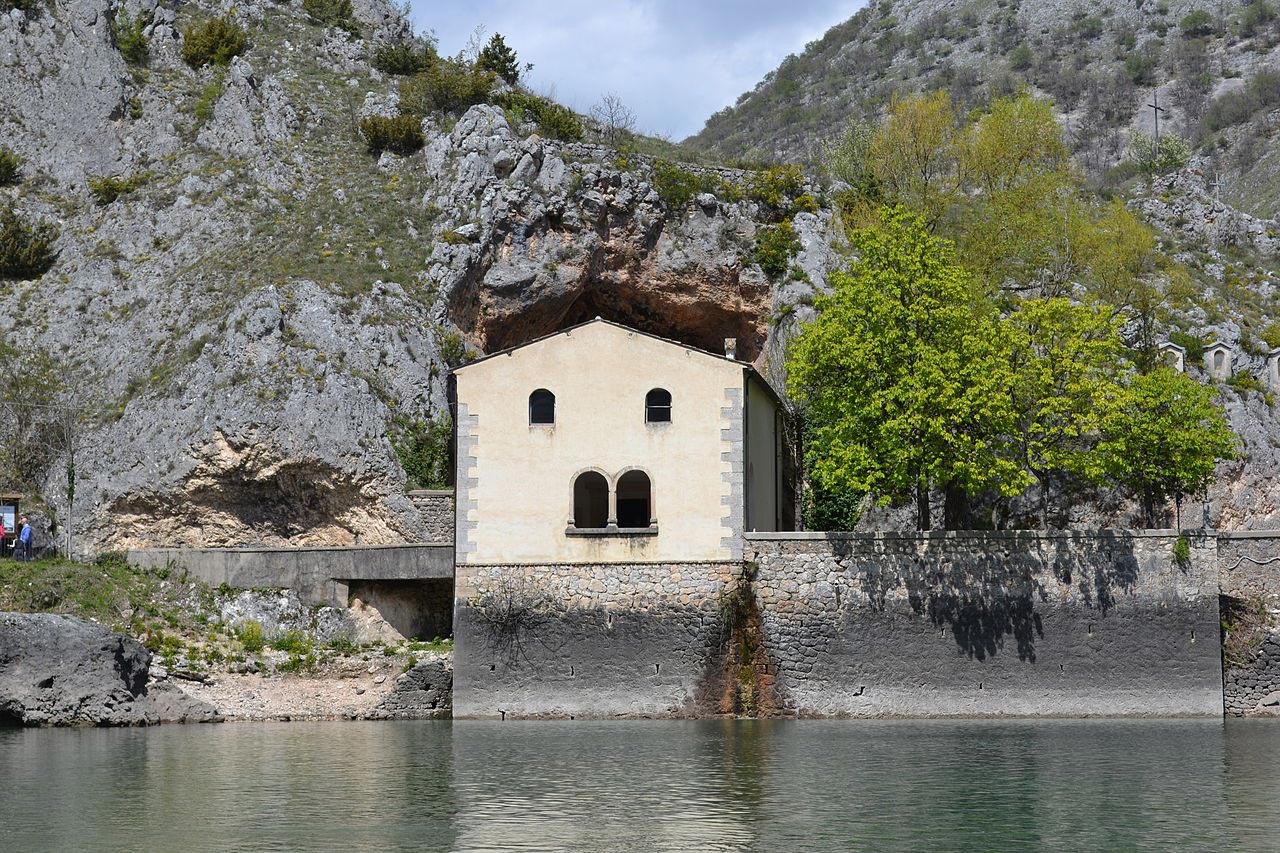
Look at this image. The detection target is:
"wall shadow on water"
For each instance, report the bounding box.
[851,534,1143,662]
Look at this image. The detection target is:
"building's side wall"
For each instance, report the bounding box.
[455,323,744,564]
[453,561,738,718]
[744,375,780,533]
[746,532,1224,717]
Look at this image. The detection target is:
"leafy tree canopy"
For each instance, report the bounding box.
[1098,369,1237,526]
[787,207,1026,529]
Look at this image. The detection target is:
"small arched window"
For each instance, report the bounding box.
[645,388,671,423]
[573,471,609,529]
[616,470,652,528]
[529,389,555,424]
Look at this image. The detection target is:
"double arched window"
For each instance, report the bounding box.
[529,389,555,424]
[645,388,671,423]
[570,469,654,531]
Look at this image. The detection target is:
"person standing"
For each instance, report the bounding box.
[17,516,32,561]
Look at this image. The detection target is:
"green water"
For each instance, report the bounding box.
[2,719,1278,851]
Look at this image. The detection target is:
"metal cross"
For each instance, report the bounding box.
[1147,88,1166,159]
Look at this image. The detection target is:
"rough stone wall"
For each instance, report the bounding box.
[744,531,1224,717]
[452,561,739,718]
[1225,633,1280,716]
[407,490,455,545]
[1217,532,1280,599]
[1218,531,1280,715]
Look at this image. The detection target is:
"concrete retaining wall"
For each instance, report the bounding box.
[408,490,455,545]
[128,544,454,607]
[745,531,1223,717]
[453,562,738,719]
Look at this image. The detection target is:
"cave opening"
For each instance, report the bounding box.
[450,264,769,362]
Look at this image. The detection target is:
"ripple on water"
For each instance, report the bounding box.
[1,718,1279,852]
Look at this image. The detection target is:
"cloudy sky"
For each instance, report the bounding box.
[409,1,863,141]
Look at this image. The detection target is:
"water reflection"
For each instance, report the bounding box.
[2,719,1279,851]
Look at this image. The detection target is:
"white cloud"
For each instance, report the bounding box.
[408,0,862,140]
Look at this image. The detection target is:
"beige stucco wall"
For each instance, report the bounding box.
[455,322,749,564]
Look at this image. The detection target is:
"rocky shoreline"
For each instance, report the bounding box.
[1,612,451,726]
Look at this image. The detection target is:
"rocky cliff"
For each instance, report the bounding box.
[3,0,1277,545]
[0,0,835,551]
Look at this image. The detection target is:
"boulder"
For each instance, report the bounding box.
[378,658,452,719]
[0,613,219,726]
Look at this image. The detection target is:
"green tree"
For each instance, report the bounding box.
[1126,131,1192,175]
[1098,369,1237,527]
[1180,9,1215,38]
[787,207,1026,530]
[476,33,526,85]
[866,90,962,231]
[1005,299,1125,526]
[826,91,1185,309]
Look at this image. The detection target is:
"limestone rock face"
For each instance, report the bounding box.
[0,0,838,552]
[0,612,219,725]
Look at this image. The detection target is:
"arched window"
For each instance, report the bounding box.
[572,471,609,528]
[645,388,671,423]
[529,389,555,424]
[616,470,652,528]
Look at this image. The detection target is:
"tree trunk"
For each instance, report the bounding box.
[916,481,931,531]
[943,481,972,530]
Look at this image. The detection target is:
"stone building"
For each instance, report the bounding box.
[1204,341,1233,381]
[451,318,794,565]
[1160,341,1186,373]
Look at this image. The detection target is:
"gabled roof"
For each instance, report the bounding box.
[452,317,746,370]
[1203,341,1232,353]
[451,317,787,407]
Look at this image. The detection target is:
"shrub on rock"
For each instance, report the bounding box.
[398,57,495,116]
[0,148,20,186]
[182,15,248,69]
[494,91,584,141]
[372,41,436,76]
[0,207,58,280]
[88,173,149,206]
[113,10,150,66]
[359,115,425,155]
[302,0,360,37]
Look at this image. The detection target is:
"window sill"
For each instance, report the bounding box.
[565,524,659,537]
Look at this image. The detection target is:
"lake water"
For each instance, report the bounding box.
[2,719,1278,851]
